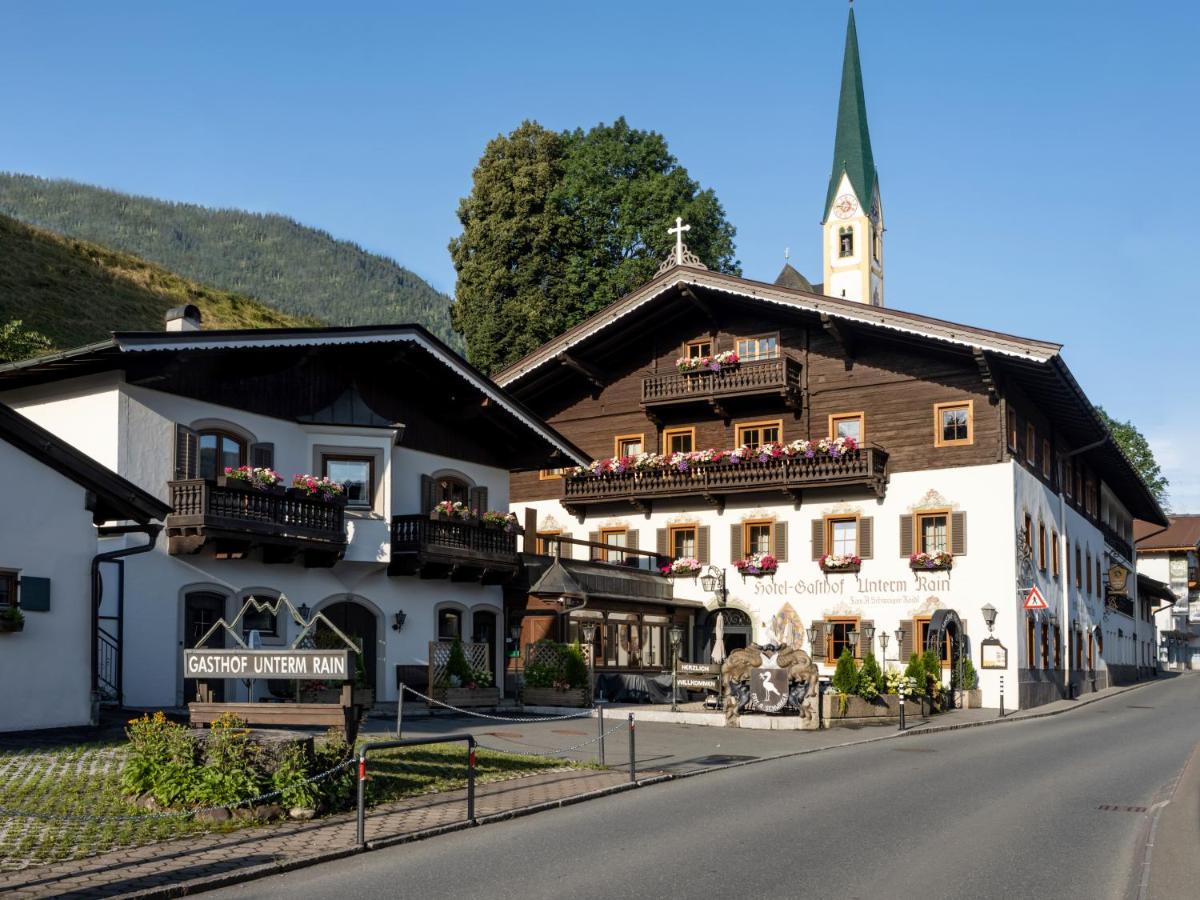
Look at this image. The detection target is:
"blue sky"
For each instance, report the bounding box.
[2,1,1197,509]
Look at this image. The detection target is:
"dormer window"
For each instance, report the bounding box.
[839,227,854,258]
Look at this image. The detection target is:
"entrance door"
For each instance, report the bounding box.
[184,592,226,702]
[472,610,497,677]
[320,601,378,690]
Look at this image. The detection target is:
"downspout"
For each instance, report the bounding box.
[91,523,162,724]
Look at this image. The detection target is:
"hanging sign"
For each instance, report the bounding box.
[678,662,722,675]
[980,638,1008,669]
[1107,565,1130,597]
[677,676,720,691]
[1022,585,1049,610]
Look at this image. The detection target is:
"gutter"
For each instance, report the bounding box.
[90,523,162,723]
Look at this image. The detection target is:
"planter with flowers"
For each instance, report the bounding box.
[910,551,953,572]
[480,510,517,532]
[0,607,25,634]
[566,436,860,481]
[735,553,778,578]
[676,350,739,375]
[218,465,284,494]
[431,500,475,522]
[820,553,861,574]
[288,475,346,503]
[661,557,702,577]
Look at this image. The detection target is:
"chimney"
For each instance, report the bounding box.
[165,305,202,332]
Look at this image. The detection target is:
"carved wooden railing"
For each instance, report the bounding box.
[562,447,888,506]
[167,480,347,543]
[642,357,802,406]
[391,515,519,567]
[1100,521,1134,562]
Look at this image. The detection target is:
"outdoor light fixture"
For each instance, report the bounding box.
[879,632,890,664]
[391,610,407,632]
[669,624,685,713]
[1048,612,1059,627]
[669,624,684,650]
[700,566,728,606]
[894,626,906,647]
[825,620,834,637]
[806,623,821,649]
[297,603,311,621]
[581,621,597,644]
[981,603,998,634]
[847,630,859,648]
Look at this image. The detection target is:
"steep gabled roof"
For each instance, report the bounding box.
[823,7,878,221]
[0,403,170,524]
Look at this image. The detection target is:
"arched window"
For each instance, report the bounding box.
[438,476,470,505]
[198,430,246,479]
[839,227,854,258]
[438,608,463,641]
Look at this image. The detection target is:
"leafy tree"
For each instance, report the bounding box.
[450,118,741,374]
[0,319,51,363]
[1097,407,1170,510]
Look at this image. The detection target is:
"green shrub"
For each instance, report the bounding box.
[122,711,197,805]
[313,729,355,810]
[273,743,320,809]
[903,653,926,696]
[831,648,858,713]
[857,653,883,700]
[962,657,979,691]
[444,638,474,686]
[563,642,590,689]
[188,714,265,808]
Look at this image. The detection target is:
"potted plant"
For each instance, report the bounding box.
[479,510,511,529]
[218,465,284,493]
[435,638,500,707]
[675,349,740,375]
[521,642,590,707]
[734,553,778,577]
[661,557,702,577]
[431,500,474,521]
[820,553,861,574]
[953,658,982,708]
[909,550,953,572]
[289,474,346,502]
[0,607,24,634]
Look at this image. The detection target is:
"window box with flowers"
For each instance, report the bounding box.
[431,500,475,521]
[0,607,24,634]
[676,350,739,375]
[480,510,518,532]
[218,465,284,494]
[910,551,953,572]
[288,474,346,503]
[566,436,860,481]
[662,557,702,577]
[735,553,778,577]
[820,553,861,574]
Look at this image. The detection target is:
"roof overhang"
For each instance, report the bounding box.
[525,556,700,608]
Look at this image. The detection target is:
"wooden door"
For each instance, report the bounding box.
[184,592,226,702]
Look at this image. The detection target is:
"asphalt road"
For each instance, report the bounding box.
[213,676,1200,900]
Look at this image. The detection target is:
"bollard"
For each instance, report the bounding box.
[628,713,636,783]
[396,683,405,738]
[467,737,477,825]
[999,675,1005,718]
[597,701,606,766]
[898,691,906,732]
[356,753,367,847]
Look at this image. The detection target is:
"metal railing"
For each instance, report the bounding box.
[642,357,801,405]
[562,447,888,504]
[391,514,519,561]
[1099,521,1134,561]
[167,479,347,543]
[96,626,119,702]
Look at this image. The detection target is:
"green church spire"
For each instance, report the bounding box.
[823,6,877,222]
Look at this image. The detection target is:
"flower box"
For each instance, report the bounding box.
[821,563,860,574]
[0,618,25,634]
[219,466,284,492]
[522,687,590,708]
[430,687,500,709]
[821,693,929,723]
[909,551,953,572]
[735,553,777,578]
[661,557,702,577]
[820,553,861,575]
[953,688,983,709]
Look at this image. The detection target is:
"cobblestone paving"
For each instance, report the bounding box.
[0,767,640,898]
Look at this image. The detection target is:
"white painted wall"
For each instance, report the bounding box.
[3,373,124,471]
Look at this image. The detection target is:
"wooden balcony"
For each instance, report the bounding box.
[166,480,347,567]
[389,515,520,583]
[562,447,889,515]
[641,357,802,419]
[1100,521,1134,562]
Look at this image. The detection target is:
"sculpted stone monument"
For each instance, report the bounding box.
[721,643,819,728]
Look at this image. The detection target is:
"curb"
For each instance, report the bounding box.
[74,677,1167,898]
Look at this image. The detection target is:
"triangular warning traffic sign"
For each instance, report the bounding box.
[1023,585,1049,610]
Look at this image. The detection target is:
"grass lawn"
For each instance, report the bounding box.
[0,734,575,872]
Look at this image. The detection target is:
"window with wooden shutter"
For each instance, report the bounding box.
[697,526,711,565]
[468,486,488,515]
[858,518,874,559]
[667,525,696,559]
[626,530,639,551]
[950,511,967,556]
[559,533,573,559]
[174,424,198,480]
[588,531,601,560]
[656,529,669,556]
[810,519,825,560]
[730,524,744,562]
[900,619,914,663]
[773,521,788,562]
[420,475,438,514]
[250,442,275,470]
[859,620,874,659]
[810,623,826,662]
[899,515,914,557]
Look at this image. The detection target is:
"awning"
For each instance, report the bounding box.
[1137,573,1178,605]
[525,556,702,609]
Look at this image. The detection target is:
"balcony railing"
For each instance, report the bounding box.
[641,357,802,412]
[166,479,347,565]
[1100,521,1134,562]
[390,515,520,583]
[562,447,888,513]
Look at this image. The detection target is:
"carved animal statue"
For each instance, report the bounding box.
[776,645,819,721]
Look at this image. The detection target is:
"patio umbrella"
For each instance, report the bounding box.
[711,612,726,664]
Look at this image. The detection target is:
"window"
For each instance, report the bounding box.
[734,335,779,362]
[743,520,774,557]
[1086,552,1092,595]
[0,571,16,608]
[1027,617,1037,667]
[241,600,278,637]
[669,525,698,559]
[438,608,462,641]
[199,430,246,480]
[614,434,644,458]
[1007,408,1018,451]
[1096,558,1102,599]
[934,401,973,447]
[825,617,859,662]
[685,339,712,359]
[1075,545,1082,589]
[600,527,628,564]
[915,616,951,666]
[1054,625,1062,669]
[826,515,859,557]
[838,226,854,258]
[828,412,865,443]
[1086,481,1097,517]
[916,511,949,555]
[322,454,374,508]
[1042,439,1052,479]
[735,420,782,448]
[663,427,695,454]
[1051,530,1060,578]
[436,475,470,505]
[1065,459,1074,498]
[1038,521,1047,571]
[535,530,561,555]
[1023,513,1033,555]
[871,227,881,262]
[1026,424,1037,465]
[1041,622,1050,669]
[539,468,564,480]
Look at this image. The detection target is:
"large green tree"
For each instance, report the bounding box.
[1097,407,1170,510]
[0,319,51,363]
[450,118,740,374]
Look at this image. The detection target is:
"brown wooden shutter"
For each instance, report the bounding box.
[559,533,573,559]
[656,528,668,556]
[698,526,711,565]
[810,519,825,560]
[859,620,874,659]
[729,524,743,563]
[811,620,826,662]
[250,442,274,470]
[899,515,914,557]
[773,521,788,562]
[523,508,538,552]
[588,531,600,560]
[951,511,967,556]
[420,474,438,514]
[900,620,914,662]
[626,530,639,552]
[468,485,488,514]
[174,424,197,479]
[859,517,873,559]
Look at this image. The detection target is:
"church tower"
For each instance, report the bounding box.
[822,5,883,306]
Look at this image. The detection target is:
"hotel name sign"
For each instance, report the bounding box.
[750,573,952,606]
[184,649,352,680]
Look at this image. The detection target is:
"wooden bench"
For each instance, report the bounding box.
[189,682,364,742]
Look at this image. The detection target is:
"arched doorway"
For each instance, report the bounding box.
[926,609,968,704]
[318,600,379,690]
[183,591,227,702]
[705,607,752,660]
[472,609,498,678]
